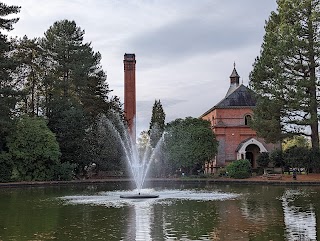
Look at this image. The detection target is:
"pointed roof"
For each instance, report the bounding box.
[215,84,256,108]
[200,84,256,117]
[230,67,240,78]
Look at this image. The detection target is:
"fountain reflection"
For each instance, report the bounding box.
[61,189,239,240]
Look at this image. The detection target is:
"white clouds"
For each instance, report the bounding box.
[5,0,277,135]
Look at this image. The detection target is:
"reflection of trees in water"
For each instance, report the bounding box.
[211,185,286,241]
[282,189,317,241]
[240,185,284,222]
[151,200,218,240]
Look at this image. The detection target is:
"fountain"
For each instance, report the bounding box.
[100,112,162,199]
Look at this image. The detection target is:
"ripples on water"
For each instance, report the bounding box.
[282,189,316,241]
[61,189,240,240]
[1,185,319,241]
[60,188,319,241]
[61,188,239,206]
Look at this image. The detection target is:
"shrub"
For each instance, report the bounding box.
[0,153,13,182]
[256,152,270,168]
[53,162,77,181]
[226,159,251,179]
[270,149,285,168]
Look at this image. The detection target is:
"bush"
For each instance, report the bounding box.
[226,159,251,179]
[256,152,270,168]
[270,149,285,168]
[0,153,13,182]
[53,162,77,181]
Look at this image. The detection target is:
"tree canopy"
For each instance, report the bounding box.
[164,117,218,174]
[0,2,21,152]
[7,116,61,181]
[0,4,125,180]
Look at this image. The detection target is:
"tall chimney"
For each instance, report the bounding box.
[124,53,136,140]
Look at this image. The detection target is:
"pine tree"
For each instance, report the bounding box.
[40,19,121,173]
[11,36,46,116]
[0,2,20,151]
[250,0,320,150]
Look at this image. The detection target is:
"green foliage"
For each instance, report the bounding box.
[0,3,21,31]
[270,149,285,168]
[0,152,13,182]
[41,19,111,118]
[53,161,77,181]
[83,114,125,173]
[149,99,166,147]
[284,146,314,173]
[250,0,320,149]
[48,101,88,169]
[39,20,120,174]
[0,2,21,152]
[10,36,46,117]
[282,135,311,151]
[164,117,218,174]
[226,159,252,179]
[7,116,61,181]
[249,97,283,143]
[256,152,270,168]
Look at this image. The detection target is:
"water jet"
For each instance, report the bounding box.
[101,112,163,199]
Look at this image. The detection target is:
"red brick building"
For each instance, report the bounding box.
[200,65,279,173]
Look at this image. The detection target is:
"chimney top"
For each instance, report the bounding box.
[124,53,135,60]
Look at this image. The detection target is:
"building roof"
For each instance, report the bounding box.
[230,67,240,78]
[200,84,256,117]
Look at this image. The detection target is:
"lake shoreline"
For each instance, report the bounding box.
[1,173,320,187]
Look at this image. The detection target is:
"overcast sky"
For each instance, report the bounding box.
[5,0,277,135]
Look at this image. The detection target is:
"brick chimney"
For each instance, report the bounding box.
[124,53,136,140]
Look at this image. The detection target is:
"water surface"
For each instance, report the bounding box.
[0,181,318,240]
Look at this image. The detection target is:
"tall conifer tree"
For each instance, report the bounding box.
[0,2,20,151]
[250,0,320,150]
[149,99,166,147]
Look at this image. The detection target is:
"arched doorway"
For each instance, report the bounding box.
[236,138,268,168]
[245,144,260,168]
[245,152,254,167]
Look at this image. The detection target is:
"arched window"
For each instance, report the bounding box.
[244,114,252,126]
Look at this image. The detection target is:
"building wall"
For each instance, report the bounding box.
[202,107,279,168]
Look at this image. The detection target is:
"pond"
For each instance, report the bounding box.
[0,181,318,241]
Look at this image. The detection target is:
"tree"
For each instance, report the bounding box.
[270,149,285,169]
[250,0,320,150]
[41,19,111,118]
[282,135,311,151]
[164,117,218,174]
[284,146,310,172]
[40,19,116,174]
[0,2,20,31]
[256,152,270,169]
[137,130,151,159]
[7,116,61,181]
[11,36,46,116]
[149,99,166,147]
[48,101,88,168]
[0,2,21,151]
[83,114,125,174]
